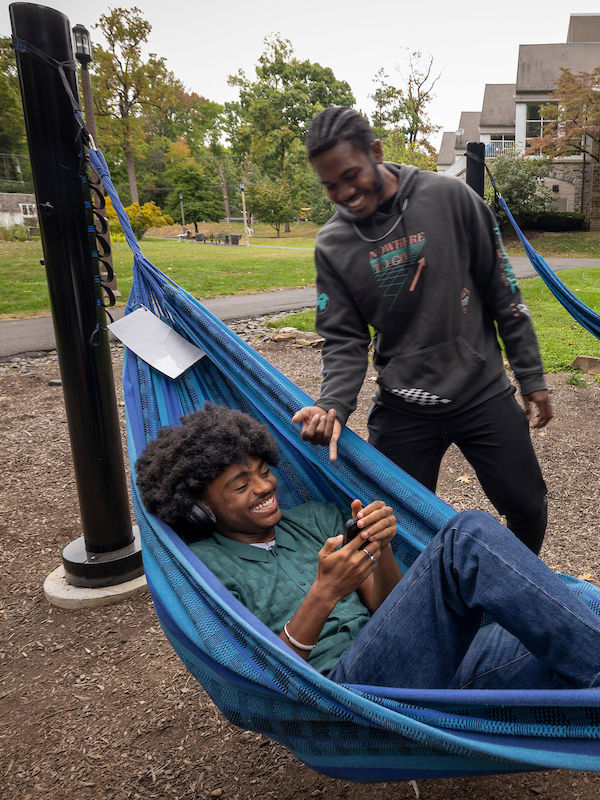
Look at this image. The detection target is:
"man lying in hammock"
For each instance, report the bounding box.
[135,404,600,691]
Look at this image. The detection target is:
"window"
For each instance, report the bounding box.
[19,203,37,217]
[526,104,557,145]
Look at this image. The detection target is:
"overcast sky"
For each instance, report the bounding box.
[4,2,600,150]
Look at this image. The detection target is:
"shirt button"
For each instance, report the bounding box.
[299,581,306,586]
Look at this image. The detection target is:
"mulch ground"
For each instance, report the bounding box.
[1,328,600,800]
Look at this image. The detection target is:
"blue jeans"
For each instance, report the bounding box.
[327,510,600,689]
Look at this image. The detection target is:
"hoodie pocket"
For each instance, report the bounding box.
[377,337,487,406]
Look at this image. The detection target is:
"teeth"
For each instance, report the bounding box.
[347,195,363,209]
[252,496,274,512]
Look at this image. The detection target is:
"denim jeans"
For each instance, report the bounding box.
[327,510,600,690]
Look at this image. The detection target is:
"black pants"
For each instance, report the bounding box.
[368,389,548,553]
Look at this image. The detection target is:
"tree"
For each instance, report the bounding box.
[0,35,30,189]
[526,67,600,162]
[369,53,440,171]
[485,151,553,221]
[247,178,298,237]
[225,34,355,181]
[163,156,223,224]
[91,6,192,204]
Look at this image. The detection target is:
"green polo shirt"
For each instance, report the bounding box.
[189,501,371,674]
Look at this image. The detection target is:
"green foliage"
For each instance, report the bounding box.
[163,158,223,223]
[370,53,440,169]
[0,224,29,241]
[379,129,437,172]
[247,178,298,236]
[0,36,26,155]
[566,371,587,387]
[224,34,354,182]
[485,151,553,221]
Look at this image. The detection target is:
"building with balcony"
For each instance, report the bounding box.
[437,13,600,225]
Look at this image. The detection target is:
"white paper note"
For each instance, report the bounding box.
[109,307,205,379]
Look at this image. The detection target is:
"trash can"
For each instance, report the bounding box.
[230,234,240,245]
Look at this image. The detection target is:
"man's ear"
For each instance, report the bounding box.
[372,139,384,164]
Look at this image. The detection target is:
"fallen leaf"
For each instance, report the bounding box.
[456,475,472,484]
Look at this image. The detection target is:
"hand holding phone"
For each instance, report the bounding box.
[343,518,364,548]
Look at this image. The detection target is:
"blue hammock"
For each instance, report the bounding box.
[90,148,600,782]
[498,195,600,341]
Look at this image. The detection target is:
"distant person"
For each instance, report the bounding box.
[135,405,600,690]
[293,107,552,553]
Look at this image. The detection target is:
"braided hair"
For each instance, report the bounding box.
[135,404,279,530]
[305,106,374,160]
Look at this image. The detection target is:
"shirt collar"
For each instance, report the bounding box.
[210,521,298,562]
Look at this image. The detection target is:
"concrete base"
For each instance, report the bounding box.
[43,565,148,609]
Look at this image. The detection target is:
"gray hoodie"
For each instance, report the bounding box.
[313,163,546,425]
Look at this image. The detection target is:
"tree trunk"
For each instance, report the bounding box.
[125,147,139,205]
[216,161,231,219]
[284,221,290,233]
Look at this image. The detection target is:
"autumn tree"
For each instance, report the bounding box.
[526,67,600,162]
[91,6,212,204]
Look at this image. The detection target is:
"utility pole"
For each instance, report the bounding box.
[179,191,186,233]
[239,181,249,246]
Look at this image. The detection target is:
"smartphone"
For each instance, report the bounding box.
[343,518,363,547]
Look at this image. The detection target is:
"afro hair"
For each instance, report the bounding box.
[135,404,279,531]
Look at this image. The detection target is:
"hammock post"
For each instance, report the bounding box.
[10,2,143,589]
[466,141,486,198]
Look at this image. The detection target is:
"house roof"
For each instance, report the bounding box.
[455,112,481,149]
[480,84,515,127]
[567,13,600,43]
[0,192,36,212]
[437,131,457,167]
[516,43,600,93]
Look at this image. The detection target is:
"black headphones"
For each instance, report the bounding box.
[187,501,217,532]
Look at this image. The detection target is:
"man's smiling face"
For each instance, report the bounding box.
[311,139,392,219]
[202,455,281,543]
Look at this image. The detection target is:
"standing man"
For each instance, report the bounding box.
[293,107,552,553]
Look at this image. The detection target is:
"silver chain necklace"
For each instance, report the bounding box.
[351,199,408,243]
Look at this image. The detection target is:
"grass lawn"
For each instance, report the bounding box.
[267,269,600,374]
[502,230,600,259]
[0,238,316,318]
[2,228,599,374]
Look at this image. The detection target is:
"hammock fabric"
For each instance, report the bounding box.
[90,148,600,782]
[498,195,600,341]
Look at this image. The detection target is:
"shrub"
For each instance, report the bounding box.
[0,224,29,241]
[105,197,174,240]
[517,211,586,231]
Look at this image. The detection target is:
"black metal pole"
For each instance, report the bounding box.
[466,141,486,198]
[10,2,142,588]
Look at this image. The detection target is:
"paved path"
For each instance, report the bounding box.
[1,256,598,358]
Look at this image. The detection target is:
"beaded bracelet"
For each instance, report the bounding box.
[283,621,316,651]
